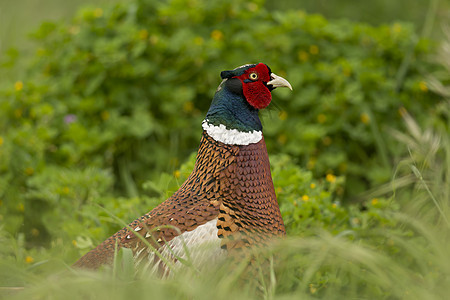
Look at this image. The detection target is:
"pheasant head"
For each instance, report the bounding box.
[204,63,292,145]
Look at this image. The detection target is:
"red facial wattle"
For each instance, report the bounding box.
[237,63,272,110]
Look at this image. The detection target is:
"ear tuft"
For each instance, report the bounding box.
[221,64,257,79]
[220,70,234,79]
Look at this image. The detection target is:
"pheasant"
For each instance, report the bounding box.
[73,63,292,273]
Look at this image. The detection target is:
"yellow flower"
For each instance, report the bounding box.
[25,256,34,263]
[94,8,103,18]
[25,167,34,176]
[392,23,402,34]
[14,81,23,91]
[183,101,194,113]
[317,114,327,124]
[326,174,336,183]
[277,133,287,145]
[309,284,317,294]
[371,198,378,205]
[332,203,337,208]
[194,36,204,46]
[310,183,316,189]
[62,187,70,195]
[138,29,148,40]
[419,81,428,92]
[211,30,224,41]
[17,203,25,212]
[278,110,288,121]
[360,113,370,124]
[302,195,309,201]
[72,240,77,246]
[0,136,3,146]
[36,48,46,56]
[173,170,180,179]
[343,66,352,77]
[298,50,309,62]
[101,111,110,121]
[309,45,319,55]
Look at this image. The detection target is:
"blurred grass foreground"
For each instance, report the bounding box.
[0,0,449,299]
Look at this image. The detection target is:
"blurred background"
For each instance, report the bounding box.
[1,0,448,53]
[0,0,449,298]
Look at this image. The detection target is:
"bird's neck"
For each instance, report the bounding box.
[204,83,263,146]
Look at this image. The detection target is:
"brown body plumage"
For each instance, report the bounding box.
[73,131,285,269]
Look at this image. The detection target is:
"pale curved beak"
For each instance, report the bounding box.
[267,73,293,90]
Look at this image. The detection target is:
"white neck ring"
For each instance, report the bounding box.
[202,120,262,145]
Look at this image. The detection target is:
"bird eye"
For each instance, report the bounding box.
[249,72,258,81]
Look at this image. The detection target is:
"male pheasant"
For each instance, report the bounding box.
[74,63,292,272]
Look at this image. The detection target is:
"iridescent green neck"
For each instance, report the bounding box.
[205,78,262,133]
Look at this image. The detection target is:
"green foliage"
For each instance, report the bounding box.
[271,154,396,237]
[0,0,449,298]
[0,0,444,249]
